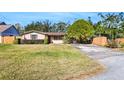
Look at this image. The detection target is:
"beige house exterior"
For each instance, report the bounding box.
[21,30,65,44]
[22,32,45,40]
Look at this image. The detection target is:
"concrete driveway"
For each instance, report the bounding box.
[74,44,124,80]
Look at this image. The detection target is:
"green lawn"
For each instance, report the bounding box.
[0,44,104,80]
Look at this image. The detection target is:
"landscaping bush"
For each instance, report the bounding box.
[107,40,121,48]
[30,40,36,44]
[21,40,44,44]
[44,37,48,44]
[120,43,124,48]
[14,39,18,44]
[63,36,71,44]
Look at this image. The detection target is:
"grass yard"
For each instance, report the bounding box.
[0,44,104,80]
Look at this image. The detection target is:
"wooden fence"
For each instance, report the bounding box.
[92,37,108,46]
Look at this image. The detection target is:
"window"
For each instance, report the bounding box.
[31,34,38,40]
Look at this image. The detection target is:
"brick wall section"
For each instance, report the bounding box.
[115,38,124,44]
[2,36,15,44]
[92,37,108,46]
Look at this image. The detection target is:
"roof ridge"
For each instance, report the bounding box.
[0,25,13,32]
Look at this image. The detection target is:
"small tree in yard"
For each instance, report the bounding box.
[66,19,94,43]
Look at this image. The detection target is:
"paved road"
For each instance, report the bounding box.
[74,44,124,80]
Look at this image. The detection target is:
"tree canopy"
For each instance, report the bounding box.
[66,19,94,43]
[24,20,69,32]
[94,13,124,40]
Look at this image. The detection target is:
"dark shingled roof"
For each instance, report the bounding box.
[0,25,12,33]
[43,32,65,36]
[0,22,6,25]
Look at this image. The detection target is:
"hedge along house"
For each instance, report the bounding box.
[0,23,19,44]
[21,30,65,44]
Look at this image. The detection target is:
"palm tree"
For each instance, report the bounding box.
[43,20,52,32]
[56,22,67,32]
[98,13,124,40]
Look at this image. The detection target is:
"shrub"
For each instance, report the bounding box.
[120,43,124,48]
[21,40,44,44]
[14,39,18,44]
[44,37,48,44]
[107,40,121,48]
[30,40,35,44]
[63,36,71,44]
[104,44,109,47]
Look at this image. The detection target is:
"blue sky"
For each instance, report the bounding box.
[0,12,107,26]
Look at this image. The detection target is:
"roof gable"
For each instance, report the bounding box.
[21,30,44,35]
[0,22,6,25]
[22,30,65,36]
[0,25,12,33]
[1,25,19,36]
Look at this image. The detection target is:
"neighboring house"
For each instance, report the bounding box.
[0,23,19,44]
[0,22,6,25]
[21,30,65,44]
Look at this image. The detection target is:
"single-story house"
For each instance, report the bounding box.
[0,23,19,44]
[21,30,65,44]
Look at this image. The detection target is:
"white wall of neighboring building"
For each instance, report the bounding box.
[0,36,2,43]
[21,32,45,40]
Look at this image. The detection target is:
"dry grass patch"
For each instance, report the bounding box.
[0,44,104,80]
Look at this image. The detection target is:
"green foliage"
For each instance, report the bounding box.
[97,13,124,40]
[51,22,68,32]
[120,43,124,48]
[88,17,93,25]
[13,39,18,44]
[63,35,70,44]
[24,20,69,32]
[30,40,36,44]
[21,40,43,44]
[25,21,45,31]
[0,44,13,51]
[67,19,94,43]
[44,37,48,44]
[94,21,105,37]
